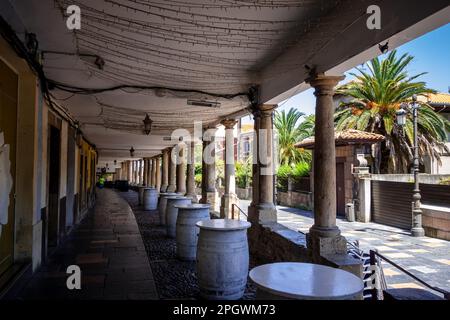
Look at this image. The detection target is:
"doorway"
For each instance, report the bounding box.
[336,160,346,217]
[47,125,61,247]
[0,59,18,276]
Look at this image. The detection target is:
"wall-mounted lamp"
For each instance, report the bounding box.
[130,147,135,157]
[143,114,153,135]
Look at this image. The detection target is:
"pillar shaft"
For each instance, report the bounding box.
[176,144,187,194]
[149,159,153,186]
[248,105,277,223]
[151,158,157,187]
[220,119,238,218]
[155,156,161,191]
[167,147,177,192]
[306,73,348,259]
[200,127,218,214]
[186,141,197,202]
[139,159,143,185]
[200,138,208,203]
[161,149,169,192]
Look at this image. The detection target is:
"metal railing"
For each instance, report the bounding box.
[231,203,248,220]
[369,249,450,300]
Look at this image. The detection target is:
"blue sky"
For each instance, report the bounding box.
[242,23,449,122]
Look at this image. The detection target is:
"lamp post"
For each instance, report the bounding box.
[396,94,425,237]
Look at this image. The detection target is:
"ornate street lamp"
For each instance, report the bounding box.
[130,147,135,157]
[143,114,153,135]
[396,94,425,237]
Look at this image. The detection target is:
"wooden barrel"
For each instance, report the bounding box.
[174,204,211,260]
[165,197,191,237]
[196,219,251,300]
[143,188,158,210]
[158,193,178,225]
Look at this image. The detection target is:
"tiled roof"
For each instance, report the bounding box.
[417,93,450,106]
[295,129,385,149]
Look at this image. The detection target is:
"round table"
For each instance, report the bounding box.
[249,262,364,300]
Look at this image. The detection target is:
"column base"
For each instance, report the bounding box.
[160,185,168,193]
[186,192,199,203]
[411,227,425,237]
[306,225,347,262]
[220,193,238,219]
[167,184,176,192]
[202,191,219,216]
[248,202,277,224]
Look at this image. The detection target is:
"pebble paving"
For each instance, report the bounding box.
[121,191,257,300]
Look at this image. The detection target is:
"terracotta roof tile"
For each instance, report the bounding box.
[295,129,384,149]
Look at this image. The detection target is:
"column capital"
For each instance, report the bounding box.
[251,104,277,118]
[220,119,238,129]
[306,73,345,96]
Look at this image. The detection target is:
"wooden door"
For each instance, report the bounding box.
[0,59,17,275]
[336,161,346,217]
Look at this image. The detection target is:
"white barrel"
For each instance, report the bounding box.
[158,193,177,225]
[196,219,251,300]
[143,188,158,210]
[165,197,192,238]
[174,204,211,261]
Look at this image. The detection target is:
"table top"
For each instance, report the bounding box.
[249,262,364,300]
[196,219,251,231]
[175,204,211,210]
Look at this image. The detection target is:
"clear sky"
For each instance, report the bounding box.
[242,23,450,122]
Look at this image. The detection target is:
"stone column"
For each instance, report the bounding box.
[167,147,177,192]
[131,160,135,184]
[143,158,147,186]
[155,156,161,191]
[201,127,219,214]
[220,119,238,219]
[176,143,187,194]
[138,159,143,185]
[200,135,208,204]
[186,141,198,202]
[161,149,169,192]
[147,158,153,187]
[248,105,277,223]
[151,158,157,187]
[306,73,348,260]
[134,160,139,185]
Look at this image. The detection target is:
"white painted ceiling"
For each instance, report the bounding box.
[6,0,449,165]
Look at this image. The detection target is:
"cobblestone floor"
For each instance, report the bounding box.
[239,199,450,294]
[121,191,257,300]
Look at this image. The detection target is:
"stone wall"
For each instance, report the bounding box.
[422,205,450,240]
[236,187,251,200]
[277,191,312,210]
[248,222,362,278]
[248,222,310,265]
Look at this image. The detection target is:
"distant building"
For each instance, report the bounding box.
[418,93,450,174]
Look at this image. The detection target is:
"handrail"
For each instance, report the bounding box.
[231,203,248,220]
[370,249,450,299]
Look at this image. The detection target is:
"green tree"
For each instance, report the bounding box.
[335,50,450,173]
[275,108,314,166]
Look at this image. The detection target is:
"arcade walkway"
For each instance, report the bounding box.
[13,189,158,300]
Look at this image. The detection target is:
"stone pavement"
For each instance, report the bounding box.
[13,188,158,300]
[238,199,450,295]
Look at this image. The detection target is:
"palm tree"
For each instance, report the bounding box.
[275,108,314,166]
[335,50,450,173]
